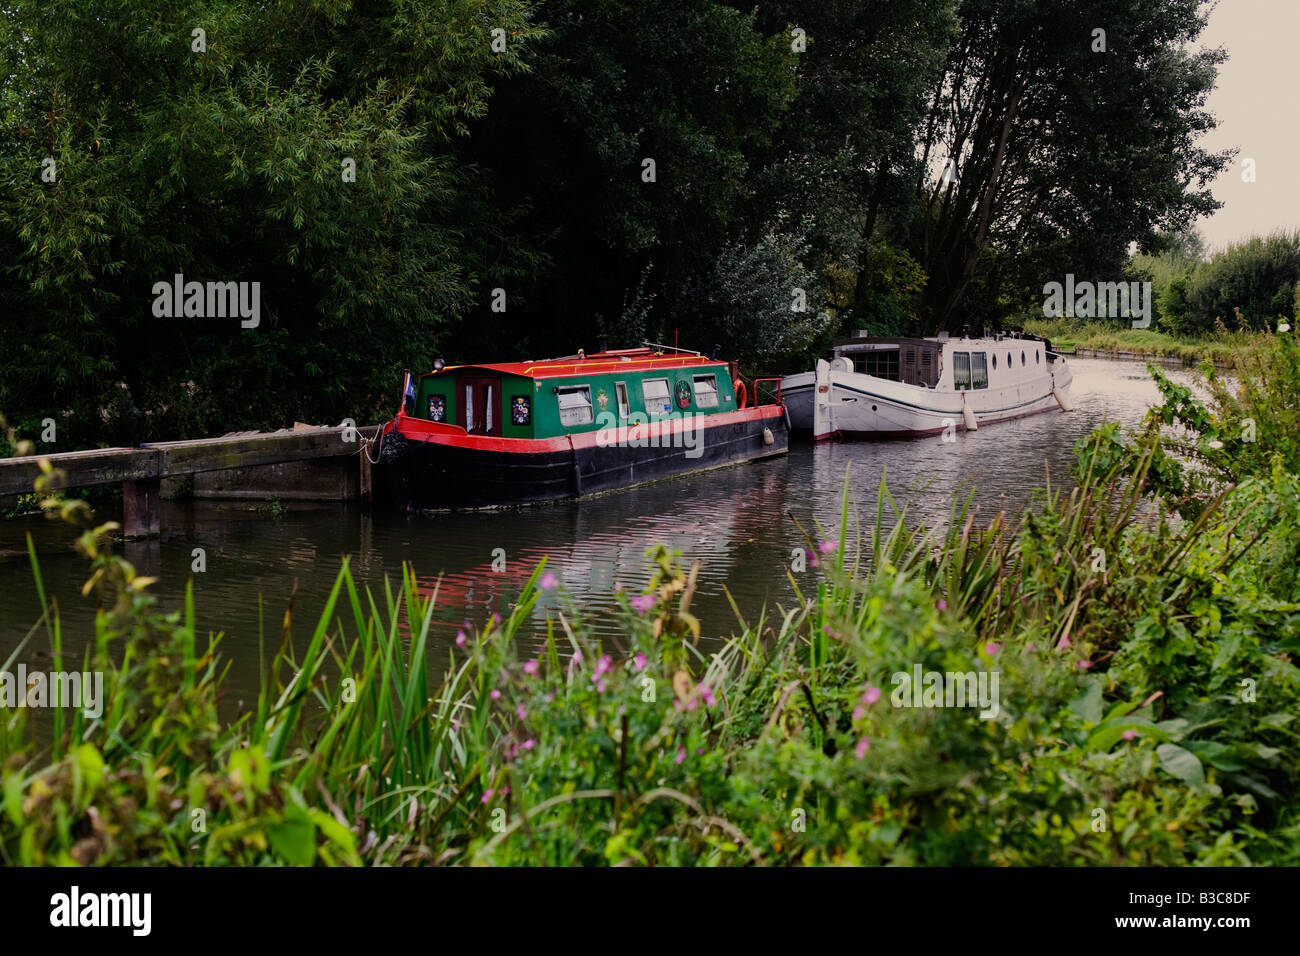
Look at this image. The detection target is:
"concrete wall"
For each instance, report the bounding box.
[161,458,360,501]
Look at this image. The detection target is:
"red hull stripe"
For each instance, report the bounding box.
[386,405,784,453]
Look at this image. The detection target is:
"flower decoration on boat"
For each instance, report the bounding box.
[674,379,692,410]
[595,387,609,410]
[511,395,530,426]
[428,395,446,422]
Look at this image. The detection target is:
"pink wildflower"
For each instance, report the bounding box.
[855,737,871,759]
[539,572,558,590]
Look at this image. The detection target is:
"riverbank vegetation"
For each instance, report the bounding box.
[3,333,1297,866]
[1024,319,1280,368]
[1132,230,1300,336]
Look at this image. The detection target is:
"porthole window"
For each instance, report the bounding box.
[1007,352,1013,367]
[1021,351,1026,366]
[992,354,997,370]
[1035,350,1040,364]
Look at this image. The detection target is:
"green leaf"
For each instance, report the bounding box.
[267,809,317,866]
[3,772,23,826]
[1184,740,1246,772]
[1157,743,1213,793]
[73,743,105,794]
[1069,678,1104,727]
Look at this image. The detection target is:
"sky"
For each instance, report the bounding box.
[1194,0,1300,251]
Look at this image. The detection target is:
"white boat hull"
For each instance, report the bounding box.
[782,352,1073,439]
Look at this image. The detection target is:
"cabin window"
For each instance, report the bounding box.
[854,349,900,380]
[1007,352,1012,367]
[1021,350,1026,366]
[428,395,446,423]
[992,354,997,370]
[1035,350,1040,364]
[643,378,672,415]
[904,349,915,364]
[464,385,474,431]
[511,395,531,426]
[615,382,631,418]
[971,353,989,389]
[484,384,494,432]
[953,352,971,390]
[692,375,719,409]
[557,385,594,426]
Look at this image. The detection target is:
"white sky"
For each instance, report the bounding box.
[1194,0,1300,251]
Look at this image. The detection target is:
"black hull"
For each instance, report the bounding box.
[380,415,788,510]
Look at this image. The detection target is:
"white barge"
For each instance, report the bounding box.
[781,331,1072,439]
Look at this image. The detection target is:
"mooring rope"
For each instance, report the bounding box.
[359,427,384,464]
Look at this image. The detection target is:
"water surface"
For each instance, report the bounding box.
[0,357,1193,699]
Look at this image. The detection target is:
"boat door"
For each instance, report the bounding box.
[457,375,503,436]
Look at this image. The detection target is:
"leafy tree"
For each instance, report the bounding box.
[456,0,798,358]
[680,230,832,372]
[739,1,956,322]
[1162,232,1300,334]
[0,0,540,445]
[912,0,1231,330]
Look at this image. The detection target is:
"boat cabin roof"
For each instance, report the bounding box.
[423,347,724,382]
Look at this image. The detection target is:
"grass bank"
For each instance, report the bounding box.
[1025,318,1284,367]
[2,336,1300,866]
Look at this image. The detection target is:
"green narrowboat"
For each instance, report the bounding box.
[379,346,788,509]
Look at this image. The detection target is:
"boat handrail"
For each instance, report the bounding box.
[752,377,784,406]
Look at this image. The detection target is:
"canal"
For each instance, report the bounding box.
[0,357,1196,701]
